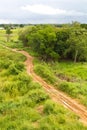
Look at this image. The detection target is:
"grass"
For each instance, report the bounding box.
[0,28,24,50]
[34,59,87,106]
[0,29,87,129]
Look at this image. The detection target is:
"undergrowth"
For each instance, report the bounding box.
[34,59,87,106]
[0,30,87,129]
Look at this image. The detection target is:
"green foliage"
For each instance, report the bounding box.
[34,59,87,106]
[55,28,70,58]
[43,100,60,115]
[28,89,49,103]
[34,61,57,84]
[8,62,24,75]
[19,25,59,61]
[19,24,87,62]
[81,24,87,29]
[65,29,87,62]
[19,26,33,46]
[0,60,11,69]
[6,26,12,42]
[6,27,12,35]
[0,32,87,129]
[57,81,80,98]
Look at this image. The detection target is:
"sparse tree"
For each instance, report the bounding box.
[6,26,12,42]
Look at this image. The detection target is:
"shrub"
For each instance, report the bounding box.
[43,100,56,115]
[0,60,11,69]
[28,89,49,104]
[17,72,32,84]
[29,82,42,90]
[8,62,24,75]
[34,65,57,84]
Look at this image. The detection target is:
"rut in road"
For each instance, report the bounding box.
[2,45,87,125]
[17,49,87,125]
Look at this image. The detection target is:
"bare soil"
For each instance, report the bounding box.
[3,45,87,125]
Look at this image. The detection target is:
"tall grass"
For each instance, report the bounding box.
[0,29,87,129]
[34,59,87,106]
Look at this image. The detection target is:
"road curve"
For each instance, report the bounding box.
[18,49,87,125]
[2,45,87,125]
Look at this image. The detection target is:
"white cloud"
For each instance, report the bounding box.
[21,4,66,15]
[0,19,14,24]
[21,4,87,16]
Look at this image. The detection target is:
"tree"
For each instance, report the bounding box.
[6,26,12,42]
[19,24,87,62]
[66,28,87,62]
[27,25,59,61]
[55,28,70,59]
[18,26,33,46]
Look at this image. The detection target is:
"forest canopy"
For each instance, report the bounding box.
[19,23,87,62]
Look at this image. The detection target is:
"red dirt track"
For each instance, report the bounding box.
[2,45,87,125]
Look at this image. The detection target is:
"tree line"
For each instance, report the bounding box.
[19,23,87,62]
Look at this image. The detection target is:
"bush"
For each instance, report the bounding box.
[29,82,42,90]
[17,72,32,84]
[8,62,24,75]
[34,65,57,84]
[44,100,56,115]
[58,82,70,92]
[58,81,80,98]
[0,60,11,69]
[28,89,49,104]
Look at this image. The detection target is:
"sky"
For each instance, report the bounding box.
[0,0,87,24]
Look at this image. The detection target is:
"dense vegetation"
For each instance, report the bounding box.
[34,59,87,106]
[0,25,87,129]
[19,23,87,62]
[1,45,87,129]
[18,24,87,106]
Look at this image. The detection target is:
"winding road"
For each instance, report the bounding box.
[3,45,87,125]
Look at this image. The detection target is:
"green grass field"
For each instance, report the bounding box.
[0,29,87,129]
[34,60,87,106]
[0,28,19,41]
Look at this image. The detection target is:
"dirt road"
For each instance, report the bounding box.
[17,49,87,125]
[2,45,87,125]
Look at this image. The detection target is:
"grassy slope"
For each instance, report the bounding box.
[0,29,87,129]
[34,59,87,106]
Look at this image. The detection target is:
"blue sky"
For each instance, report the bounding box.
[0,0,87,24]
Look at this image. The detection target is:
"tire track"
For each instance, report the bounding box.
[17,50,87,125]
[2,45,87,125]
